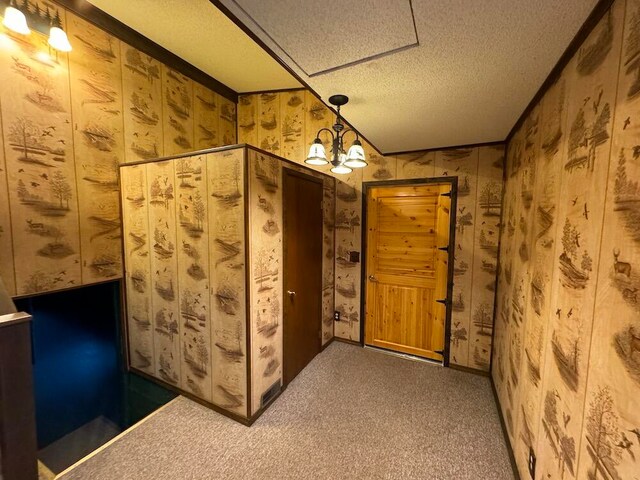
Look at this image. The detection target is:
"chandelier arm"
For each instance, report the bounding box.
[315,127,335,141]
[340,128,360,142]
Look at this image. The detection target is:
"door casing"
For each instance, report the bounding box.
[360,177,458,366]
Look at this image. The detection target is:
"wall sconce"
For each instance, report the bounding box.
[305,94,367,174]
[1,0,72,51]
[3,2,30,35]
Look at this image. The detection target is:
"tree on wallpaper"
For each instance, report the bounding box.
[566,98,611,173]
[559,218,592,289]
[614,148,640,243]
[613,324,640,384]
[542,390,577,479]
[584,386,621,479]
[625,3,640,99]
[150,177,174,209]
[473,303,493,336]
[254,248,276,292]
[49,171,73,209]
[576,11,614,76]
[479,181,502,216]
[451,322,467,347]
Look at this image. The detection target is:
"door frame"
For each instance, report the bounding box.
[360,177,458,366]
[282,167,324,386]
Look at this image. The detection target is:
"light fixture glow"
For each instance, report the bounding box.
[330,164,353,175]
[344,139,367,168]
[48,26,72,52]
[305,138,329,166]
[309,94,365,175]
[3,6,30,35]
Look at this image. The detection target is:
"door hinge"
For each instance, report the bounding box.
[441,191,452,197]
[438,245,449,252]
[436,298,449,306]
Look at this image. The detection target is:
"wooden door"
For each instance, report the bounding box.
[365,183,451,362]
[283,170,323,385]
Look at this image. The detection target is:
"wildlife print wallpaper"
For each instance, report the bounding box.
[238,90,505,372]
[121,149,248,418]
[207,149,247,416]
[0,0,236,298]
[248,149,283,415]
[492,0,640,478]
[121,145,335,419]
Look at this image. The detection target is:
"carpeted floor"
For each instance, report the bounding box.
[59,343,514,480]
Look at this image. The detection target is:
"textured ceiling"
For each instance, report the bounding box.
[85,0,301,92]
[218,0,600,152]
[229,0,418,76]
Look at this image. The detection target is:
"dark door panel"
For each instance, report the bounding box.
[283,170,323,386]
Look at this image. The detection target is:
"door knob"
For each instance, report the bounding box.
[368,275,377,282]
[287,290,296,297]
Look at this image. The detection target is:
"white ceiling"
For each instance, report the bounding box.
[85,0,301,92]
[87,0,599,153]
[217,0,599,153]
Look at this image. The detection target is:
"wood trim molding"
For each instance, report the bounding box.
[449,363,490,378]
[243,148,252,419]
[385,141,505,157]
[0,312,31,328]
[131,367,253,425]
[504,0,615,144]
[333,337,361,347]
[321,336,335,351]
[54,0,238,102]
[238,87,304,96]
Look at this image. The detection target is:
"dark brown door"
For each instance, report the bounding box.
[283,169,323,386]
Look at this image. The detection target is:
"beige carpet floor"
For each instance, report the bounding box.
[59,342,514,480]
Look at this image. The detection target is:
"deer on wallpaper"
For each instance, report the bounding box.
[613,248,632,277]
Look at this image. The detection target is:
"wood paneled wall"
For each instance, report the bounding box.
[121,146,335,419]
[492,0,640,477]
[121,150,247,417]
[238,90,504,372]
[246,149,335,415]
[0,1,236,298]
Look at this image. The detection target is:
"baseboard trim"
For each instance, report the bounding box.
[246,389,284,426]
[333,337,361,347]
[449,363,490,377]
[321,337,336,351]
[130,368,252,426]
[490,377,521,480]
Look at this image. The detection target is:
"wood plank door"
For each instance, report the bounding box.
[283,169,323,385]
[365,183,451,362]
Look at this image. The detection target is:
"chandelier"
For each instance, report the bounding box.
[305,94,366,174]
[2,0,72,52]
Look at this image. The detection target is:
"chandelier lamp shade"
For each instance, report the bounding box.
[2,0,72,52]
[305,94,367,174]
